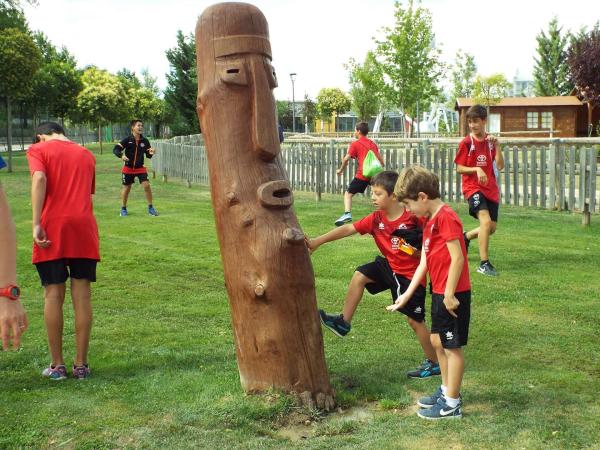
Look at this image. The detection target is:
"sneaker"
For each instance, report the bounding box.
[120,207,128,217]
[417,386,444,408]
[463,232,470,253]
[42,365,68,381]
[477,261,498,277]
[148,206,159,216]
[417,396,462,420]
[72,364,91,380]
[334,212,352,227]
[318,310,351,337]
[407,359,441,379]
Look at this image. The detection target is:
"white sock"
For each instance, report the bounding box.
[441,385,448,396]
[445,396,460,408]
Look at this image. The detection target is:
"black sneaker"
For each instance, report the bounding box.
[406,359,441,379]
[463,232,470,253]
[477,261,498,277]
[318,310,351,337]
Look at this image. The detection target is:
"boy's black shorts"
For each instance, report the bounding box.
[122,172,149,185]
[35,258,97,286]
[468,191,499,222]
[347,178,370,195]
[356,256,426,322]
[431,290,471,349]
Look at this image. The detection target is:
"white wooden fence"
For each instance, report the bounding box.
[153,135,600,218]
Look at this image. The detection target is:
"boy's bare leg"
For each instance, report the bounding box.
[341,271,373,322]
[44,283,66,366]
[71,279,92,367]
[430,333,447,388]
[465,227,479,241]
[343,191,353,213]
[444,347,465,399]
[121,184,132,208]
[476,210,495,261]
[142,180,153,205]
[407,317,437,362]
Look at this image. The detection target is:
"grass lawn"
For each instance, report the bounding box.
[1,145,599,449]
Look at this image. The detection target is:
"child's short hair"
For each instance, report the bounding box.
[130,119,143,128]
[370,170,398,195]
[466,104,487,120]
[34,122,65,143]
[356,121,369,136]
[394,165,440,201]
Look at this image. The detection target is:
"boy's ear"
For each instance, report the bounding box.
[417,192,429,201]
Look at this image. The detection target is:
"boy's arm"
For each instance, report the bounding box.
[443,239,464,318]
[494,142,505,171]
[456,164,488,185]
[387,251,427,311]
[336,153,351,175]
[31,171,50,248]
[305,223,357,253]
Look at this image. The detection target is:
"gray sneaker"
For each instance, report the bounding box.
[417,396,462,420]
[417,386,443,408]
[477,261,498,276]
[334,213,352,227]
[319,310,351,337]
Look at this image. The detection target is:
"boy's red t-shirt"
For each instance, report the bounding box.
[454,134,499,202]
[348,136,381,181]
[353,209,425,284]
[26,140,100,264]
[423,205,470,295]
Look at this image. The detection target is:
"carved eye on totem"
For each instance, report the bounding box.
[266,62,278,89]
[218,60,248,86]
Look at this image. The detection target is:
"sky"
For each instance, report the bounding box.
[23,0,600,102]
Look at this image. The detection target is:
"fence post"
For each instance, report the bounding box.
[315,144,323,201]
[582,148,591,226]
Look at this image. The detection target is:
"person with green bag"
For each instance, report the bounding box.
[334,122,384,226]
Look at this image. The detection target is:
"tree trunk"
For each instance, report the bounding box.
[196,3,335,411]
[98,124,103,154]
[6,96,12,173]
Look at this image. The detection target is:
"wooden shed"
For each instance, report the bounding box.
[455,96,583,138]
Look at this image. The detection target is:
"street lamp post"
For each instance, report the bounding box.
[290,73,297,133]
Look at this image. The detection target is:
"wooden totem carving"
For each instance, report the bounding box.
[196,3,335,409]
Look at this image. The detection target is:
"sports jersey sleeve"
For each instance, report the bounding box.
[0,155,6,170]
[144,138,153,158]
[438,212,463,242]
[113,138,128,157]
[26,145,46,175]
[348,142,358,159]
[454,140,469,166]
[353,213,375,235]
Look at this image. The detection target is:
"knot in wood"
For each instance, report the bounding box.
[254,283,265,297]
[283,227,304,244]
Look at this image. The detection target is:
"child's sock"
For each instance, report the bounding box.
[441,385,448,396]
[148,204,153,208]
[345,211,351,215]
[445,396,460,408]
[480,259,489,265]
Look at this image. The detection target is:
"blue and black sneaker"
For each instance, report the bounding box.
[417,386,443,408]
[417,396,462,420]
[148,206,159,216]
[318,310,351,337]
[120,207,128,217]
[407,359,441,379]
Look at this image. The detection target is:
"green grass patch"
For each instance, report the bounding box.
[1,145,599,449]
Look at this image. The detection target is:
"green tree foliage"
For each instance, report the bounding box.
[472,73,511,109]
[0,2,27,31]
[533,17,573,96]
[315,88,351,120]
[450,50,477,101]
[276,100,293,131]
[346,51,383,121]
[0,27,41,171]
[164,30,198,136]
[374,0,444,117]
[302,94,317,132]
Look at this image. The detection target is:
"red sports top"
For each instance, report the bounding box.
[27,140,100,264]
[353,209,425,284]
[348,136,381,181]
[422,205,470,294]
[454,134,499,203]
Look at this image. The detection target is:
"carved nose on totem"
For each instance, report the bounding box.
[251,60,279,161]
[257,180,293,209]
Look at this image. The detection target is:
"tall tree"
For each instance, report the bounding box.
[0,27,41,171]
[450,50,477,101]
[567,22,600,136]
[0,2,27,31]
[472,73,511,110]
[315,87,351,131]
[164,30,198,136]
[374,0,444,120]
[533,17,573,96]
[301,94,316,133]
[276,100,293,131]
[346,51,384,121]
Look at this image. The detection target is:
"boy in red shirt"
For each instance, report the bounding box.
[334,121,384,226]
[389,165,471,419]
[27,122,100,380]
[454,104,504,276]
[306,170,440,379]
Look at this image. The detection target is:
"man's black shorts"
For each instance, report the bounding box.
[356,256,426,322]
[468,191,499,222]
[122,172,149,185]
[431,290,471,348]
[347,177,370,195]
[35,258,97,286]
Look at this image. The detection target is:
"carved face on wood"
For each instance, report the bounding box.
[196,3,280,161]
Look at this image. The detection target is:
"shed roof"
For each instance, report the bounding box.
[455,96,583,109]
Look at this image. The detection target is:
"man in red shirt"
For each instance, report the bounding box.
[113,119,158,217]
[307,171,439,379]
[454,104,504,276]
[334,121,384,226]
[28,122,99,380]
[390,166,471,420]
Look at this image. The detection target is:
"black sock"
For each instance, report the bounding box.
[148,204,153,208]
[345,211,351,215]
[480,260,489,265]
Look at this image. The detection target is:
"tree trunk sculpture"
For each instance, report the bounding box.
[195,2,335,410]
